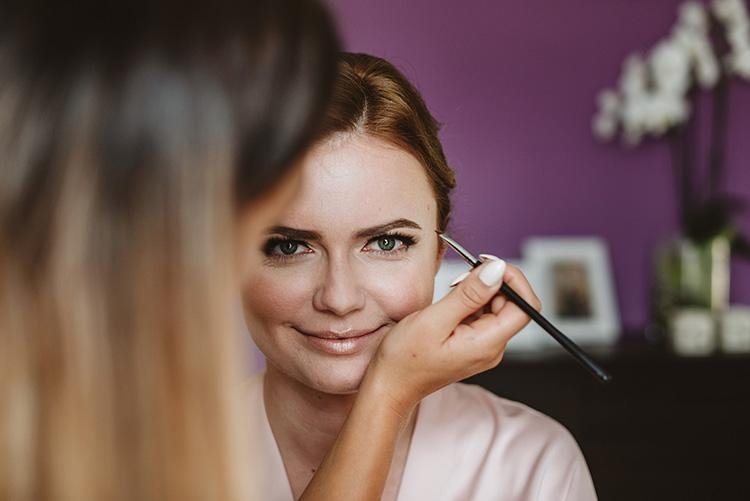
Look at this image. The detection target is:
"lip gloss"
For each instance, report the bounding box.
[298,326,386,356]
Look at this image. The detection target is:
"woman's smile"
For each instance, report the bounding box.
[293,324,390,356]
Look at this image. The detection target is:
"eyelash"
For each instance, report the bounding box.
[362,232,416,257]
[261,238,311,263]
[262,232,417,263]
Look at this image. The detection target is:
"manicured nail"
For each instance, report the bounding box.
[479,259,506,287]
[449,271,470,287]
[479,253,502,262]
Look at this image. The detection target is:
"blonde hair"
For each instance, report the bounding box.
[0,1,337,500]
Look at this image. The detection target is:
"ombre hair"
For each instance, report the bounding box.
[0,1,337,500]
[319,52,456,231]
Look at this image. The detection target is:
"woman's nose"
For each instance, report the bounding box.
[312,259,366,316]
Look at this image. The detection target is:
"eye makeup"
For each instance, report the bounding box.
[262,231,418,263]
[262,237,312,258]
[362,232,417,256]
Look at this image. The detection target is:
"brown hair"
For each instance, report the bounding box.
[0,1,337,500]
[319,52,456,231]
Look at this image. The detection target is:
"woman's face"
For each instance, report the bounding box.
[242,134,441,394]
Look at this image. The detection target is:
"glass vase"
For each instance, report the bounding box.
[651,234,731,341]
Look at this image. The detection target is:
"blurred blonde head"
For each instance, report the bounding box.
[0,1,337,500]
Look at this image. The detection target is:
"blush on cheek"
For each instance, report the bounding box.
[369,266,435,322]
[243,271,313,323]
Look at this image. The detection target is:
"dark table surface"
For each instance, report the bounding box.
[464,337,750,501]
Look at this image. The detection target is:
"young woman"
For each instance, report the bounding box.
[242,53,598,500]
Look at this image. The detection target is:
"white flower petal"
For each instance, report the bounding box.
[621,94,648,133]
[697,56,721,87]
[592,112,618,140]
[727,23,750,52]
[650,39,691,94]
[679,1,709,32]
[597,89,620,113]
[619,54,648,96]
[728,47,750,77]
[712,0,749,24]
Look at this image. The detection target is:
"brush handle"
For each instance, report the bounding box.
[498,282,612,383]
[437,231,612,383]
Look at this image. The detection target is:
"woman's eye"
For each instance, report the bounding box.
[374,236,399,251]
[264,238,311,258]
[363,234,415,254]
[278,240,300,255]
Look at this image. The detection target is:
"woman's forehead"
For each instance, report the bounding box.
[276,134,437,237]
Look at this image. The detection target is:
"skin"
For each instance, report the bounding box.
[243,134,440,393]
[242,134,438,498]
[240,133,542,500]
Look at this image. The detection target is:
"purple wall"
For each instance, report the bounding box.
[327,0,750,332]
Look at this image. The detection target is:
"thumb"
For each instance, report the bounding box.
[424,259,507,332]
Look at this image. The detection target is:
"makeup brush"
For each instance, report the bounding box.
[438,233,612,384]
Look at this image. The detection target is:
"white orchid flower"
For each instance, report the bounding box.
[619,53,648,97]
[621,94,649,144]
[712,0,749,24]
[651,39,692,94]
[679,1,709,32]
[597,89,620,114]
[649,93,690,133]
[695,45,721,87]
[592,0,750,143]
[673,26,722,88]
[592,111,618,141]
[727,23,750,52]
[641,93,687,136]
[726,47,750,77]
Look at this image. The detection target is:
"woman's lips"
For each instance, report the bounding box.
[295,325,387,356]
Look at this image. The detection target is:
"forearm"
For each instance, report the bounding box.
[299,374,413,501]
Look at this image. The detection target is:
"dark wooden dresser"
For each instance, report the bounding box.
[465,338,750,500]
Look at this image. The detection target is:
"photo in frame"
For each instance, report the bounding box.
[520,237,620,347]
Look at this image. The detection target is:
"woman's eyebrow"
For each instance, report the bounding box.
[355,219,422,239]
[266,226,322,241]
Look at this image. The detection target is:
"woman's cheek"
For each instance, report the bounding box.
[243,269,313,323]
[368,262,435,321]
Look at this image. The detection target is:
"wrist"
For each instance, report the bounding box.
[358,367,418,425]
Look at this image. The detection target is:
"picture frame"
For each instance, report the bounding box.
[520,237,620,347]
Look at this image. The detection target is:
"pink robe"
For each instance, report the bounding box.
[247,374,597,500]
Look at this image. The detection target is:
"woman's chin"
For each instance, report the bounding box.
[311,379,363,395]
[299,357,373,395]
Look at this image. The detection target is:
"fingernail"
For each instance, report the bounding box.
[449,271,470,287]
[479,259,506,287]
[479,253,501,262]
